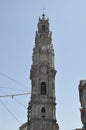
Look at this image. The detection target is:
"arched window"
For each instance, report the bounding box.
[41,82,46,95]
[41,107,46,113]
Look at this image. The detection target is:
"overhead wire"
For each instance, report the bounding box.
[0,87,28,92]
[0,72,30,127]
[0,92,27,109]
[0,90,7,95]
[0,72,29,90]
[13,97,27,109]
[0,99,22,124]
[0,92,31,98]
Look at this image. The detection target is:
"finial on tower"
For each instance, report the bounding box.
[42,8,45,19]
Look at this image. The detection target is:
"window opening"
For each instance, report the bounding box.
[42,115,45,118]
[41,107,46,113]
[41,107,46,118]
[42,25,46,32]
[41,82,46,95]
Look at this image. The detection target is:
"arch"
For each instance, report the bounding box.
[41,107,46,118]
[41,107,46,113]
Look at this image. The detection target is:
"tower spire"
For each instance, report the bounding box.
[42,8,46,20]
[27,15,59,130]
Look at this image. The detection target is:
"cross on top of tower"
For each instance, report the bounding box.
[43,8,45,14]
[42,8,46,20]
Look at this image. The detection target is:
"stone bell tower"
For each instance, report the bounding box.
[27,14,59,130]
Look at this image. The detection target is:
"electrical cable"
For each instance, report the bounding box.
[13,97,27,109]
[0,72,29,90]
[0,90,7,95]
[0,87,28,92]
[0,99,22,124]
[0,92,30,98]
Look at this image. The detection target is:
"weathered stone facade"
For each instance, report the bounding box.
[79,80,86,130]
[27,14,59,130]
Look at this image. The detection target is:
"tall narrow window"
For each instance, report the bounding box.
[42,25,46,32]
[41,82,46,95]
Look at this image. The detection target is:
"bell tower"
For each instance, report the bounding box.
[27,14,59,130]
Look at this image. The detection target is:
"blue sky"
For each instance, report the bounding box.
[0,0,86,130]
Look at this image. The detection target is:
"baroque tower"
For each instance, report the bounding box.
[27,14,59,130]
